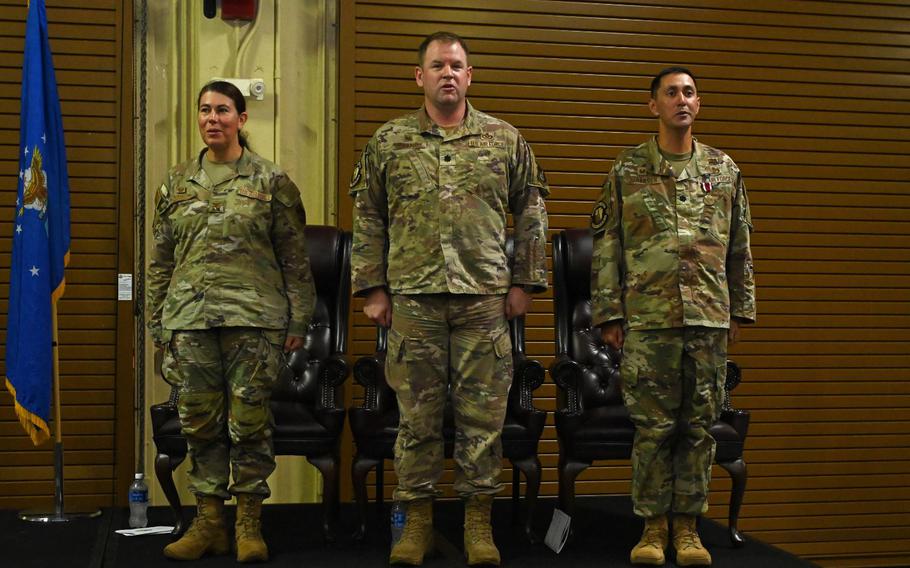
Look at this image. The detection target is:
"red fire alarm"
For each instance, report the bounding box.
[221,0,256,21]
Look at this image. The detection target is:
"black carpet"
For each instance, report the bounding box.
[3,496,817,567]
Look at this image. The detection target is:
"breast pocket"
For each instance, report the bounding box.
[454,146,510,212]
[231,184,272,215]
[622,186,669,246]
[225,184,273,239]
[387,151,432,203]
[698,187,732,243]
[166,190,207,238]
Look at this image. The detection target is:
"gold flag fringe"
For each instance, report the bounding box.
[4,378,51,446]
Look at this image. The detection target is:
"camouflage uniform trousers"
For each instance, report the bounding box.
[386,294,513,502]
[620,326,727,518]
[161,327,286,499]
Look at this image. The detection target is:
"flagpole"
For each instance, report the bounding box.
[12,0,99,524]
[51,303,65,517]
[19,304,101,523]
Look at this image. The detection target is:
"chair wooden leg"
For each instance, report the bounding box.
[511,466,520,526]
[376,458,385,511]
[718,458,747,547]
[154,452,185,535]
[558,456,591,524]
[309,453,340,543]
[352,454,380,541]
[511,455,541,543]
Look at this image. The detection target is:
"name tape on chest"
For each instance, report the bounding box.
[237,187,272,202]
[468,132,504,148]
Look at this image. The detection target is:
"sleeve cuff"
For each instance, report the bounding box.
[287,321,308,337]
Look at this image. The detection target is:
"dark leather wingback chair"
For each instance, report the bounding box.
[348,316,546,542]
[150,225,352,541]
[550,228,750,546]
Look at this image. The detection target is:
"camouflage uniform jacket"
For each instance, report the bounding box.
[147,149,315,344]
[591,137,755,330]
[350,102,549,296]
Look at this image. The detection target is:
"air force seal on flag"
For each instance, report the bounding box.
[21,146,48,219]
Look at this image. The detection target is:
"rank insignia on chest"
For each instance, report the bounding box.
[591,200,610,230]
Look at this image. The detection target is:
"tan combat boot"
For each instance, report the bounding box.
[235,494,268,563]
[463,494,500,566]
[163,495,230,560]
[630,515,668,565]
[389,499,434,565]
[673,515,712,566]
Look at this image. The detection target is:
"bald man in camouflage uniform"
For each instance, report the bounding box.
[591,67,755,567]
[350,32,548,566]
[148,143,315,562]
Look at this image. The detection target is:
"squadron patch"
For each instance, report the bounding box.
[349,160,362,188]
[591,200,610,231]
[537,162,547,185]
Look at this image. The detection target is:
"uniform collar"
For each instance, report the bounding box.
[417,101,482,139]
[645,136,709,178]
[187,147,254,187]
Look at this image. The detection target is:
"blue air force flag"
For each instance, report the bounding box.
[5,0,71,445]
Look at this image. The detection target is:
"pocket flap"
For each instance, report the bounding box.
[387,328,404,362]
[493,330,512,359]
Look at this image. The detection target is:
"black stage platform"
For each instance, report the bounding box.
[3,496,817,567]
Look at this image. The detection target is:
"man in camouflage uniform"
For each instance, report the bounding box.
[148,82,315,563]
[591,67,755,567]
[350,32,549,566]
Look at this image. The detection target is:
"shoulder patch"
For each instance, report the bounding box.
[271,179,301,207]
[536,162,547,186]
[350,160,362,188]
[591,200,610,231]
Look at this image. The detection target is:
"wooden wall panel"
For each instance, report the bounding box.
[339,1,910,566]
[0,0,132,511]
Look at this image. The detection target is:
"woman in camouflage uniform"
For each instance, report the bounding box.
[147,81,315,563]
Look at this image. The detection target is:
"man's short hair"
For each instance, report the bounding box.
[650,66,697,98]
[418,31,470,66]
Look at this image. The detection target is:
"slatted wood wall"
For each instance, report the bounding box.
[0,0,134,509]
[337,1,910,566]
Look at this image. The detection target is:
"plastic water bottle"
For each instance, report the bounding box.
[390,501,406,544]
[128,473,149,528]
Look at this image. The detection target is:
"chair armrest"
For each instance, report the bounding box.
[353,351,394,413]
[511,352,545,415]
[285,347,310,381]
[313,352,348,411]
[150,385,178,410]
[550,354,581,391]
[726,360,742,391]
[149,386,179,433]
[722,360,743,412]
[721,409,751,440]
[549,354,584,415]
[322,353,350,388]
